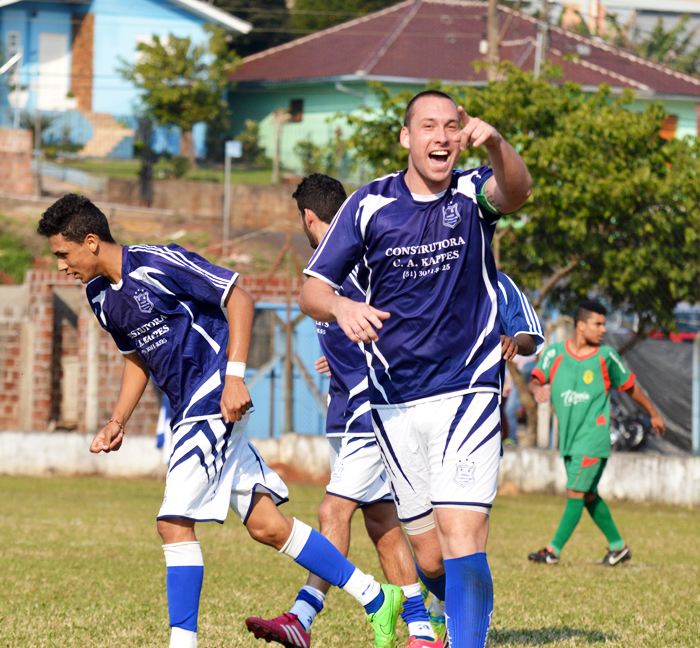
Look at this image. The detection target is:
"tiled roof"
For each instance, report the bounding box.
[229,0,700,98]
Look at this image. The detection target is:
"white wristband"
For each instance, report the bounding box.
[226,361,246,378]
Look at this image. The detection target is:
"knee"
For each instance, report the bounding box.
[414,550,444,578]
[157,518,196,544]
[246,512,292,550]
[318,495,353,533]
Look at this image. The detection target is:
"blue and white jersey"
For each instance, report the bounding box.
[86,244,239,430]
[305,167,501,407]
[497,271,544,389]
[317,267,373,437]
[497,272,544,351]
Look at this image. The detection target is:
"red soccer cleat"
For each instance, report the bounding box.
[245,612,312,648]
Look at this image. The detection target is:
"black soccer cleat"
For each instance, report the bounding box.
[600,545,631,566]
[528,547,559,564]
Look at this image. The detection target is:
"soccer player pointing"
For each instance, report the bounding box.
[299,91,531,647]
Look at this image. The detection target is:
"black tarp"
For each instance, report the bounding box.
[607,332,692,453]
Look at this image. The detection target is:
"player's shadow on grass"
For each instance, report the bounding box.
[489,626,614,645]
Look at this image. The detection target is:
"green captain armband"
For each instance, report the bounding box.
[476,186,501,216]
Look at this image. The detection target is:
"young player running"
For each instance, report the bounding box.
[298,91,532,647]
[37,194,402,648]
[528,300,665,565]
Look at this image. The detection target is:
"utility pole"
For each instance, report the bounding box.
[487,0,499,81]
[534,0,551,79]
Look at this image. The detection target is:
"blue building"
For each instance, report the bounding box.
[0,0,250,157]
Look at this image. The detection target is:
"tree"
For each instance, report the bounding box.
[291,0,400,34]
[118,26,240,163]
[212,0,293,58]
[340,67,700,339]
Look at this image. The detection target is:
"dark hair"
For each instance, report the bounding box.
[574,300,607,325]
[292,174,347,224]
[403,90,457,128]
[37,194,115,244]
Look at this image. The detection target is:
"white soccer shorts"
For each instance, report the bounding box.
[158,413,289,524]
[326,435,393,506]
[371,392,501,523]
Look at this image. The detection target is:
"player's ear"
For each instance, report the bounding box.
[85,233,99,253]
[399,125,410,150]
[303,208,316,228]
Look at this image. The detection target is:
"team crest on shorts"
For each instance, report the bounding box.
[454,461,476,488]
[330,461,344,483]
[442,203,462,229]
[134,288,154,314]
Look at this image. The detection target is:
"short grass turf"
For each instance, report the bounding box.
[0,475,698,647]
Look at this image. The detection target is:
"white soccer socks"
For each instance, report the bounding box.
[163,541,204,648]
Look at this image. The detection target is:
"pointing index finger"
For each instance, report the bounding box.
[457,106,470,127]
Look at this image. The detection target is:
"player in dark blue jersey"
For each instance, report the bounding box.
[299,91,532,648]
[247,175,442,648]
[37,194,405,648]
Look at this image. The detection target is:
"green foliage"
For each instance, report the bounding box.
[236,119,270,167]
[213,0,293,57]
[340,66,700,333]
[118,26,240,133]
[154,155,191,179]
[291,0,398,33]
[0,231,33,283]
[294,130,355,178]
[603,13,700,77]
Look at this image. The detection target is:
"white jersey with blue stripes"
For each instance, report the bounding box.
[305,167,501,407]
[86,244,239,429]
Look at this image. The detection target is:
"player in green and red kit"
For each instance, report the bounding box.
[527,300,665,565]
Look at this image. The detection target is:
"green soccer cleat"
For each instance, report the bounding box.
[367,583,405,648]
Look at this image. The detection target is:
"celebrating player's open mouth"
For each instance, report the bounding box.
[428,149,451,170]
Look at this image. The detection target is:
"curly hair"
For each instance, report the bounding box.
[37,194,115,244]
[292,174,347,224]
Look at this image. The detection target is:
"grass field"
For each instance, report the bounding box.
[54,158,274,185]
[0,475,698,648]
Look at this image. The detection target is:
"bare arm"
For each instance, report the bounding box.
[627,382,666,435]
[528,375,551,404]
[299,277,390,344]
[90,352,150,453]
[221,285,254,423]
[457,106,532,214]
[514,333,537,357]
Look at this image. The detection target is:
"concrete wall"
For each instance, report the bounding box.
[0,432,697,508]
[105,177,299,226]
[0,129,34,196]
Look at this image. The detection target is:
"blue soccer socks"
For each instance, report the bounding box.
[444,553,493,648]
[280,518,383,611]
[289,585,326,631]
[416,565,446,602]
[163,541,204,648]
[401,582,435,640]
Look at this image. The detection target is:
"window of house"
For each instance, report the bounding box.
[660,115,677,141]
[289,99,304,122]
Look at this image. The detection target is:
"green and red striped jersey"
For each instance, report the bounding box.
[532,340,635,458]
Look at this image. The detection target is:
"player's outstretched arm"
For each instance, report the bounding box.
[456,107,532,214]
[299,277,390,344]
[90,352,150,454]
[627,383,666,435]
[222,286,254,423]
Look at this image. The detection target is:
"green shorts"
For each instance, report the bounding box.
[564,455,607,493]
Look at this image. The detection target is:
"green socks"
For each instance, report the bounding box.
[586,495,625,551]
[550,498,585,556]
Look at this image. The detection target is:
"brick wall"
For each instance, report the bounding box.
[71,13,94,112]
[106,177,298,227]
[0,129,34,196]
[0,270,307,435]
